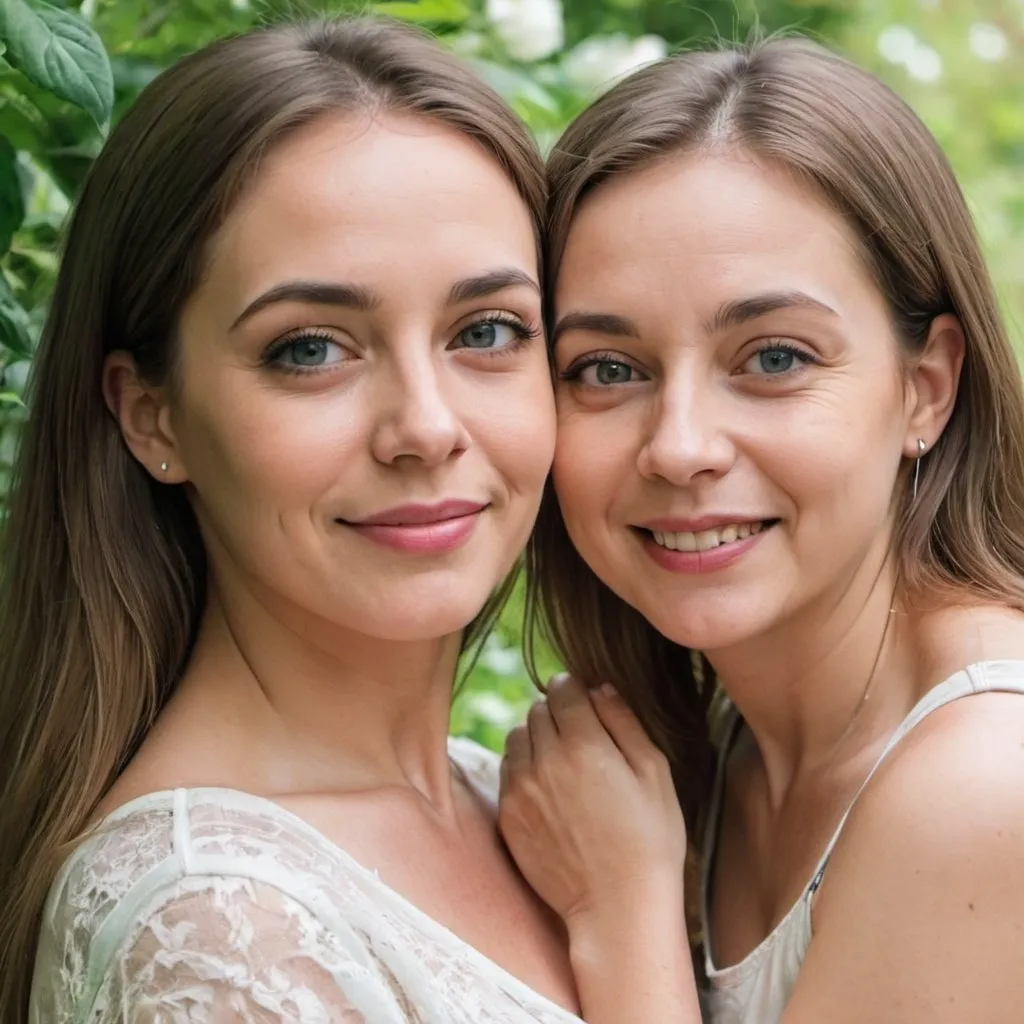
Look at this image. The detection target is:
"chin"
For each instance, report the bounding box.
[631,592,776,654]
[348,589,501,644]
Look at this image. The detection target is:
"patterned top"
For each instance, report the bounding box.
[30,737,584,1024]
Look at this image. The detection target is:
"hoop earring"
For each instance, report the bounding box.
[912,438,926,502]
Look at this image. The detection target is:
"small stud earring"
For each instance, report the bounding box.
[160,461,169,472]
[912,438,926,502]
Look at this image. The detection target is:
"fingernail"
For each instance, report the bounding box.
[600,682,618,699]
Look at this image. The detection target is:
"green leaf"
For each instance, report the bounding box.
[372,0,470,24]
[0,136,23,254]
[0,275,33,357]
[0,390,24,407]
[0,0,114,127]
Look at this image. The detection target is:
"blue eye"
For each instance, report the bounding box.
[741,343,813,376]
[266,332,348,371]
[454,319,529,351]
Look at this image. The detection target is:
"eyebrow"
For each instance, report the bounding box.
[551,312,639,346]
[231,281,379,329]
[706,290,838,333]
[231,268,539,331]
[447,268,540,305]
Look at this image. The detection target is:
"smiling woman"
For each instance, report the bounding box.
[0,17,581,1024]
[503,34,1024,1024]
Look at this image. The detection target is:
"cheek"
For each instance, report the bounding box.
[468,363,557,496]
[174,386,363,518]
[758,382,908,546]
[551,408,630,540]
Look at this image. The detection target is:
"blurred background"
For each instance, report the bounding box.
[0,0,1021,750]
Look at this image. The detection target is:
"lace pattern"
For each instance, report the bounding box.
[30,738,581,1024]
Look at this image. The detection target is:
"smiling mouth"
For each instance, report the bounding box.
[636,519,780,552]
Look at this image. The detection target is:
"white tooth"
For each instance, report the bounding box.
[677,532,698,552]
[663,532,679,550]
[737,523,751,539]
[653,530,665,546]
[696,529,720,552]
[751,521,763,534]
[721,525,738,544]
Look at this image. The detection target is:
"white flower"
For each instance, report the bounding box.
[877,25,918,66]
[905,44,942,82]
[486,0,564,63]
[877,25,942,83]
[969,22,1008,62]
[563,33,668,95]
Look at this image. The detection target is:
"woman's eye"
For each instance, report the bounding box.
[740,344,810,376]
[270,335,348,369]
[454,320,523,351]
[579,359,639,386]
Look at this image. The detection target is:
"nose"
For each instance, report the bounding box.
[636,379,736,485]
[370,351,471,468]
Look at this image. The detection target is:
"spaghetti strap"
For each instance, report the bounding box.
[808,660,1024,890]
[701,660,1024,1024]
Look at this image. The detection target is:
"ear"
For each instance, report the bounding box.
[102,352,188,483]
[902,312,965,458]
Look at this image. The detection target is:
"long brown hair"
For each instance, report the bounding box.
[0,17,545,1020]
[527,36,1024,936]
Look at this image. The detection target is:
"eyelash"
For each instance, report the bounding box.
[557,350,645,386]
[453,312,542,354]
[743,340,819,376]
[558,340,819,388]
[260,327,342,376]
[261,314,542,377]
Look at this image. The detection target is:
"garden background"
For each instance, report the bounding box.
[0,0,1021,751]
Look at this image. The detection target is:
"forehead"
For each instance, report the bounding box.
[556,150,878,320]
[204,112,537,299]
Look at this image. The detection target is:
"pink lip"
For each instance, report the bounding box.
[641,514,769,533]
[640,526,770,575]
[344,500,488,554]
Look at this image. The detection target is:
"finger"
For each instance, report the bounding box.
[503,723,532,777]
[546,673,610,743]
[526,698,558,756]
[591,684,667,776]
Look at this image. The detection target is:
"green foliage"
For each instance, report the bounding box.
[1,0,1021,752]
[0,0,114,126]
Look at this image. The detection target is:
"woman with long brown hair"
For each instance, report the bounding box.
[0,17,583,1024]
[500,37,1024,1024]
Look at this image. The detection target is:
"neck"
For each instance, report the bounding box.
[175,576,465,809]
[706,546,927,804]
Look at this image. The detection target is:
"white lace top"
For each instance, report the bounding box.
[30,737,584,1024]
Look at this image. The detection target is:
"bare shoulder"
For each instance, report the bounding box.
[833,680,1024,886]
[786,682,1024,1021]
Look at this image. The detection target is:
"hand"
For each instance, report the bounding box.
[498,674,687,928]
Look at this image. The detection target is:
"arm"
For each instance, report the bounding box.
[499,677,702,1024]
[91,878,409,1023]
[566,884,697,1024]
[783,694,1024,1023]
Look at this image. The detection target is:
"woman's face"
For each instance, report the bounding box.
[551,151,918,653]
[163,114,553,642]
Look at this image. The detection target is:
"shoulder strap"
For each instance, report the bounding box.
[808,660,1024,892]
